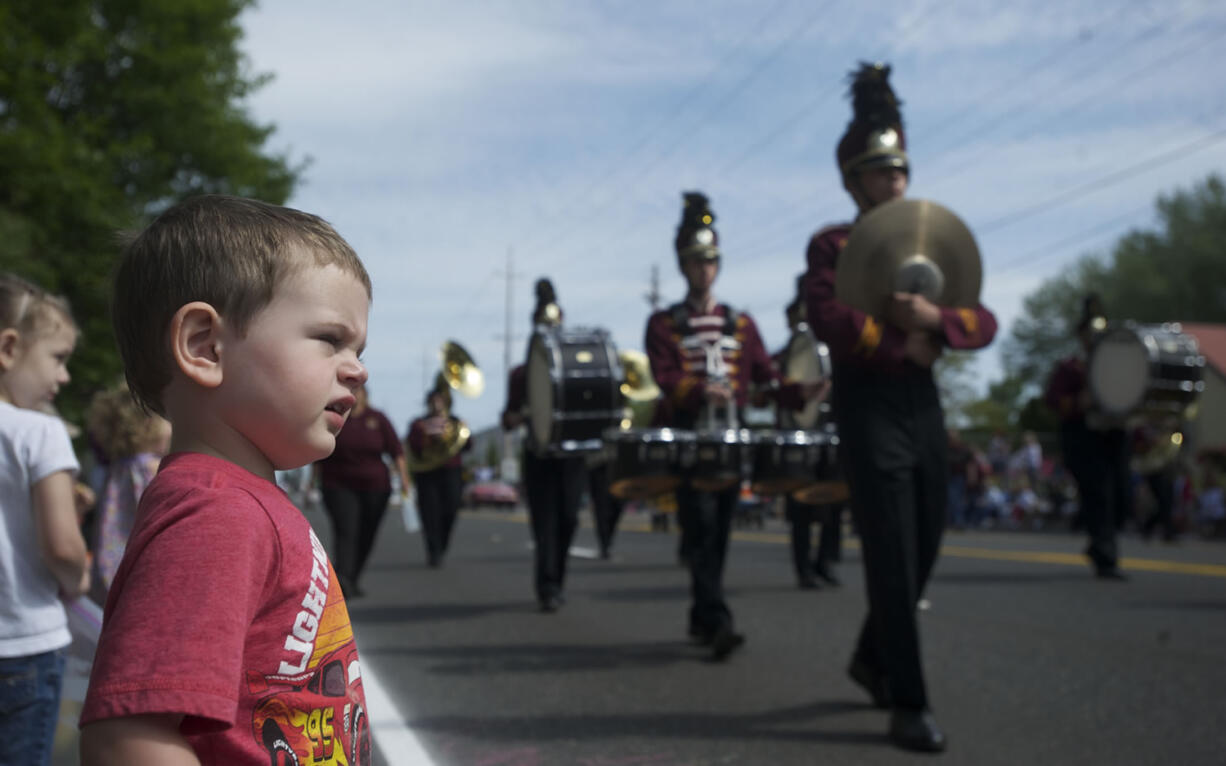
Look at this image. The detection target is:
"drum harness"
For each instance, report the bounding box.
[671,302,743,430]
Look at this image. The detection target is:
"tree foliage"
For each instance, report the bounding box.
[0,0,301,421]
[987,174,1226,427]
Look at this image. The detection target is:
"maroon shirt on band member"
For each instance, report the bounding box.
[317,406,403,491]
[645,301,801,426]
[1044,355,1089,426]
[804,223,997,372]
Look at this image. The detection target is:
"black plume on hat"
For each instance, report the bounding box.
[1076,292,1106,331]
[848,62,903,131]
[534,278,556,309]
[675,191,719,258]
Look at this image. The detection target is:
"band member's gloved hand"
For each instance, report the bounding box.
[903,331,943,368]
[704,382,733,405]
[888,292,942,332]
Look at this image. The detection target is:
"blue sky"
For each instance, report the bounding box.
[240,0,1226,434]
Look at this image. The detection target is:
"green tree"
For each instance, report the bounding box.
[0,0,301,422]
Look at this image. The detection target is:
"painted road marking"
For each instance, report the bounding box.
[362,657,436,766]
[470,510,1226,579]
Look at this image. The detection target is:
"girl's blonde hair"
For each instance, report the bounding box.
[0,273,76,337]
[87,382,169,461]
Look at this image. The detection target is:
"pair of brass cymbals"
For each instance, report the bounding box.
[835,198,982,317]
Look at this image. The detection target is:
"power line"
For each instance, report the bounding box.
[990,203,1152,276]
[511,0,796,261]
[977,126,1226,235]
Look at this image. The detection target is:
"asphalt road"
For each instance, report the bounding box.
[334,504,1226,766]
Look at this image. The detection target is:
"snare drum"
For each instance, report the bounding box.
[527,326,623,452]
[685,428,750,492]
[789,425,848,505]
[606,427,689,500]
[750,430,824,496]
[1088,323,1204,422]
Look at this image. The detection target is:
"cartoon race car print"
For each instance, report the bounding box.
[249,645,371,765]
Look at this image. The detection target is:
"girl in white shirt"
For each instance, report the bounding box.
[0,273,91,766]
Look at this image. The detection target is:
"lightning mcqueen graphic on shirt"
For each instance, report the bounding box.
[248,644,371,765]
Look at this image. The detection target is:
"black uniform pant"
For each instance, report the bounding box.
[1061,423,1129,569]
[836,371,947,712]
[588,462,625,554]
[320,487,391,595]
[1141,468,1177,540]
[523,450,586,601]
[414,466,462,564]
[676,483,737,637]
[785,496,842,580]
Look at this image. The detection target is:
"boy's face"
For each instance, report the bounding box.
[217,261,369,475]
[850,165,908,210]
[0,318,76,410]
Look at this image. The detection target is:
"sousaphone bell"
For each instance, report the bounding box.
[408,340,483,472]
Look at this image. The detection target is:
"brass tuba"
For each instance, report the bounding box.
[616,349,661,429]
[407,341,483,472]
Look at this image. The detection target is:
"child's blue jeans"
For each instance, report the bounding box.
[0,649,65,766]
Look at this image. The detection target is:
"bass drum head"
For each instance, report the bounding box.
[1089,330,1149,414]
[527,333,555,446]
[785,331,831,429]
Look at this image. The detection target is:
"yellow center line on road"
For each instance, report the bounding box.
[483,512,1226,579]
[626,521,1226,579]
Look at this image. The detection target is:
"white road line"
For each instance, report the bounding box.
[361,657,436,766]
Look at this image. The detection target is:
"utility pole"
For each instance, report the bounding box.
[645,264,661,312]
[495,247,524,481]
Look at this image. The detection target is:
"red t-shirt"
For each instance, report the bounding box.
[81,452,371,765]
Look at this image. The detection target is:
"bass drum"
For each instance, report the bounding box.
[527,326,623,452]
[782,325,832,429]
[1088,323,1204,423]
[606,427,690,500]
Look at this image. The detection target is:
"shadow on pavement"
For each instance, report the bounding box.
[406,699,887,747]
[363,640,709,675]
[347,601,524,623]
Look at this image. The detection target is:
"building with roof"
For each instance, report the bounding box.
[1180,322,1226,456]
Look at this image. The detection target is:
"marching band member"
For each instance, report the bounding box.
[501,279,586,612]
[774,294,840,589]
[1043,294,1130,578]
[407,380,469,568]
[646,192,816,660]
[803,63,997,751]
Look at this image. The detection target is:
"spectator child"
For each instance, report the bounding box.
[79,196,373,765]
[0,273,92,766]
[85,383,172,593]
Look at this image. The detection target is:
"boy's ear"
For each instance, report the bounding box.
[0,328,20,370]
[169,302,225,389]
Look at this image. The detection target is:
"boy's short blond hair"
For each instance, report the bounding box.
[113,195,371,414]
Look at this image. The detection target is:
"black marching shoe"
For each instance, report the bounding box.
[709,624,746,661]
[889,709,946,753]
[797,574,820,590]
[538,594,562,613]
[814,563,841,587]
[847,657,890,709]
[1095,566,1128,581]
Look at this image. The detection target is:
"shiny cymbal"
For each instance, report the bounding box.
[835,198,982,317]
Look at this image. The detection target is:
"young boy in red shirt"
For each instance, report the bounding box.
[80,195,373,765]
